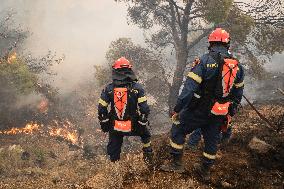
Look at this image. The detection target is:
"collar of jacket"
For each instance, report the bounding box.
[112,68,137,86]
[210,45,230,56]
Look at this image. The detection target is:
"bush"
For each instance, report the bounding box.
[0,53,37,95]
[0,54,38,127]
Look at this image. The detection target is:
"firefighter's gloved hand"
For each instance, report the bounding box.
[171,112,180,125]
[99,116,111,133]
[221,115,232,132]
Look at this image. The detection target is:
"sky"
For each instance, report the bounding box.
[1,0,144,92]
[0,0,283,93]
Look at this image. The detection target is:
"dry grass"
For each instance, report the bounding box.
[0,104,283,189]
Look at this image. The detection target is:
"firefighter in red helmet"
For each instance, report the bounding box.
[161,28,245,181]
[98,57,154,168]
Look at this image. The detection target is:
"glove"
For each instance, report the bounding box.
[99,117,111,133]
[191,57,201,70]
[221,115,232,132]
[171,112,180,125]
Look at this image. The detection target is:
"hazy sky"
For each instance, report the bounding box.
[1,0,144,91]
[0,0,283,92]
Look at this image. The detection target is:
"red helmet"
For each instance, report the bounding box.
[112,57,133,69]
[208,28,230,43]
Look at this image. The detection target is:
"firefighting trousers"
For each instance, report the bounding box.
[188,127,232,146]
[107,126,151,162]
[170,109,225,166]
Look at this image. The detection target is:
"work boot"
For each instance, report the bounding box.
[193,162,211,182]
[143,151,154,170]
[160,154,185,173]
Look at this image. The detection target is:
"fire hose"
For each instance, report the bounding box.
[277,88,284,96]
[242,95,278,132]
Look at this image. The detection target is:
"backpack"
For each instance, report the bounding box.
[211,53,239,116]
[112,84,137,132]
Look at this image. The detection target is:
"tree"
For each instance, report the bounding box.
[116,0,284,110]
[0,11,64,127]
[0,11,64,93]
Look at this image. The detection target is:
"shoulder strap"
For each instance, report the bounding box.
[204,52,224,99]
[209,52,239,100]
[113,87,128,120]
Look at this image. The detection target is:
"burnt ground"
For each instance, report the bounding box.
[0,103,283,189]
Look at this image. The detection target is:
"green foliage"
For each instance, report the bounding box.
[226,7,255,45]
[254,26,284,56]
[0,54,39,127]
[202,0,233,24]
[94,65,111,87]
[118,0,168,29]
[33,148,46,166]
[106,38,163,72]
[0,55,37,95]
[119,0,283,79]
[106,38,136,63]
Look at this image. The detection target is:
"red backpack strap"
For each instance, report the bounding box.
[222,58,239,97]
[113,87,128,120]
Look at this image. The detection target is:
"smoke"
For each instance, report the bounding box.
[1,0,144,93]
[266,54,284,72]
[244,53,284,102]
[0,0,283,98]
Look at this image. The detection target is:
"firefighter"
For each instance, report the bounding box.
[186,58,235,151]
[161,28,245,181]
[98,57,153,167]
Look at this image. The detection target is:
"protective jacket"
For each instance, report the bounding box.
[98,72,150,133]
[98,67,152,162]
[174,45,244,116]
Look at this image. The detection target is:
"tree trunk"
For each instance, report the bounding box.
[167,28,210,112]
[168,47,188,112]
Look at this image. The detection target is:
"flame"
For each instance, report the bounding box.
[0,123,40,135]
[0,120,79,145]
[49,127,78,144]
[48,120,79,144]
[0,120,79,144]
[7,52,17,64]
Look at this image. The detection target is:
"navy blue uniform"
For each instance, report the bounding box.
[170,46,244,166]
[187,126,232,147]
[98,82,151,161]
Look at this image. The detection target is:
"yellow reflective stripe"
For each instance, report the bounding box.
[99,98,108,107]
[234,81,244,88]
[138,96,147,103]
[203,152,216,160]
[170,139,183,150]
[143,142,151,148]
[187,72,202,83]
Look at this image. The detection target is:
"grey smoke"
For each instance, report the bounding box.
[1,0,144,93]
[1,0,283,98]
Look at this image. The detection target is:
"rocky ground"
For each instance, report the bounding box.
[0,103,283,189]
